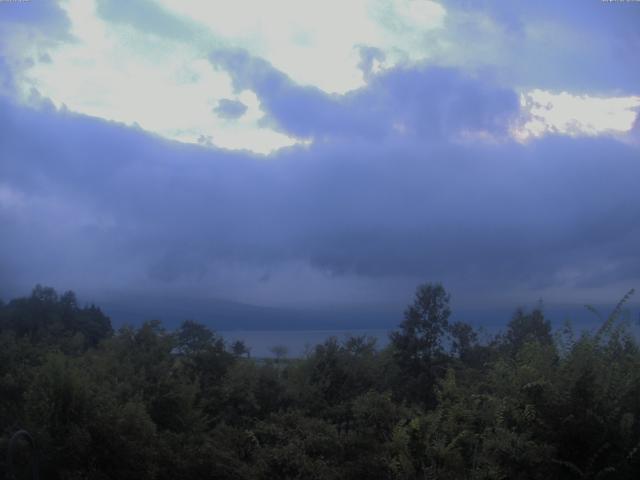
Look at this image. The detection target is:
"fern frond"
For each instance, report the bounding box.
[585,304,604,323]
[585,442,610,476]
[595,289,635,341]
[551,458,584,477]
[626,439,640,461]
[594,466,616,479]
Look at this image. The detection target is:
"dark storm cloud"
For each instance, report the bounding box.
[1,47,639,308]
[0,0,71,98]
[210,48,519,141]
[213,99,248,120]
[357,46,385,80]
[445,0,640,94]
[0,56,13,93]
[0,0,70,35]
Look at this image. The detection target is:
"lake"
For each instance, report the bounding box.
[219,329,392,358]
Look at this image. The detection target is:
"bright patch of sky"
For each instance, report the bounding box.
[5,0,639,153]
[156,0,446,92]
[515,90,640,140]
[16,0,298,154]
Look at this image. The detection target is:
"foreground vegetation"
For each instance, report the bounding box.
[1,284,639,479]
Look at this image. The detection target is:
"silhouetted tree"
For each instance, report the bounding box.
[390,283,451,405]
[504,306,552,354]
[231,339,251,358]
[448,320,478,362]
[270,345,289,364]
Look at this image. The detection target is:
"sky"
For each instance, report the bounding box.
[0,0,639,327]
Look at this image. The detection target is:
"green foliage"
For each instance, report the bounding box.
[502,306,553,355]
[1,284,639,479]
[390,283,452,406]
[0,285,112,350]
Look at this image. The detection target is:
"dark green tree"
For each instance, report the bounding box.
[503,306,552,354]
[390,283,451,406]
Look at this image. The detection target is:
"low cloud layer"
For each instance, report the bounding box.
[1,59,639,310]
[0,1,639,322]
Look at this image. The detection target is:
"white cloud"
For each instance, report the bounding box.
[156,0,446,93]
[6,0,637,154]
[10,0,448,153]
[514,89,640,140]
[12,0,299,154]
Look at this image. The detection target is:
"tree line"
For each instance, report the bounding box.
[1,284,639,479]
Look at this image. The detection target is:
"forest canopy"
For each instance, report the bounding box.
[1,284,639,479]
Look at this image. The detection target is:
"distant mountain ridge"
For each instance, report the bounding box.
[96,293,399,331]
[94,293,639,333]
